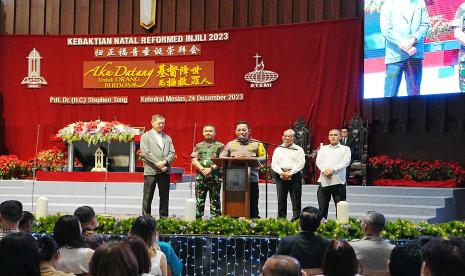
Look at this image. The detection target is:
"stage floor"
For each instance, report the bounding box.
[1,179,464,223]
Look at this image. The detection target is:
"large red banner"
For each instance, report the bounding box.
[0,20,361,170]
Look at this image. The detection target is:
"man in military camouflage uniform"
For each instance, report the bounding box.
[453,3,465,92]
[220,121,266,218]
[191,125,224,219]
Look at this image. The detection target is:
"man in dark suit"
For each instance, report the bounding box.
[141,114,175,217]
[340,126,357,182]
[276,206,329,271]
[340,127,356,160]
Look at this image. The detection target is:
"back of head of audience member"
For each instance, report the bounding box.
[260,255,302,276]
[37,235,60,266]
[299,206,323,233]
[130,215,157,248]
[0,200,23,228]
[53,214,87,248]
[0,232,40,276]
[74,205,98,231]
[19,210,34,233]
[361,211,386,236]
[420,237,465,276]
[126,236,151,275]
[322,240,359,276]
[389,240,423,276]
[89,241,138,276]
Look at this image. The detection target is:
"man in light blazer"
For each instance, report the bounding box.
[380,0,429,97]
[140,114,175,217]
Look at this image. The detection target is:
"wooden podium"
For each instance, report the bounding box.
[212,157,265,218]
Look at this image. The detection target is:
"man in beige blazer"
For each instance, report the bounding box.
[140,114,175,217]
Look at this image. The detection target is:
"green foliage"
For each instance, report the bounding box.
[33,215,465,240]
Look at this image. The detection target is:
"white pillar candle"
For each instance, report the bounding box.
[36,197,48,218]
[184,198,196,222]
[336,201,349,224]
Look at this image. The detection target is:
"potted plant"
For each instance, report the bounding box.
[57,120,138,145]
[0,155,25,179]
[37,147,67,171]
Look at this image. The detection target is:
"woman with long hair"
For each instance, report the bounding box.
[89,241,139,276]
[322,240,361,276]
[53,215,94,275]
[126,236,153,276]
[129,215,167,276]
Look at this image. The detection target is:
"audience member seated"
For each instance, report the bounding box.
[53,215,94,275]
[420,237,465,276]
[388,239,426,276]
[277,206,329,274]
[37,235,75,276]
[74,205,106,249]
[158,240,183,276]
[126,236,154,276]
[260,255,305,276]
[321,240,361,276]
[129,215,168,276]
[89,241,138,276]
[0,231,41,276]
[0,199,23,240]
[349,211,394,274]
[19,210,35,233]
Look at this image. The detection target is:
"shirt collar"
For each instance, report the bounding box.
[281,143,296,148]
[362,235,384,241]
[151,129,163,136]
[0,228,19,234]
[236,138,250,144]
[329,143,341,148]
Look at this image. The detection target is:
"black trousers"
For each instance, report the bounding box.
[317,183,346,219]
[250,181,259,218]
[142,173,170,217]
[274,172,302,220]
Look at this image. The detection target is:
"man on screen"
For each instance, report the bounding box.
[220,121,266,218]
[380,0,430,97]
[453,2,465,92]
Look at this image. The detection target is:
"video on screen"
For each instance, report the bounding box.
[364,0,465,98]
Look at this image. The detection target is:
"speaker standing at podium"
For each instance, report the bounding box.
[220,121,266,218]
[141,114,176,218]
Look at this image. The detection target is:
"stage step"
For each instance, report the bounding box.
[0,180,463,223]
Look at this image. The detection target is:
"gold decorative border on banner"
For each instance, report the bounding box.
[140,0,157,30]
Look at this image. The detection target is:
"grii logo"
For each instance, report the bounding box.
[244,54,279,88]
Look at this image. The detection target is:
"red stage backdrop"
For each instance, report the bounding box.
[0,19,361,170]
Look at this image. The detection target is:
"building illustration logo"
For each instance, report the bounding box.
[21,48,47,89]
[244,54,279,88]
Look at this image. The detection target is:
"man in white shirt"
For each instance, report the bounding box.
[140,114,176,217]
[271,129,306,221]
[316,129,351,218]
